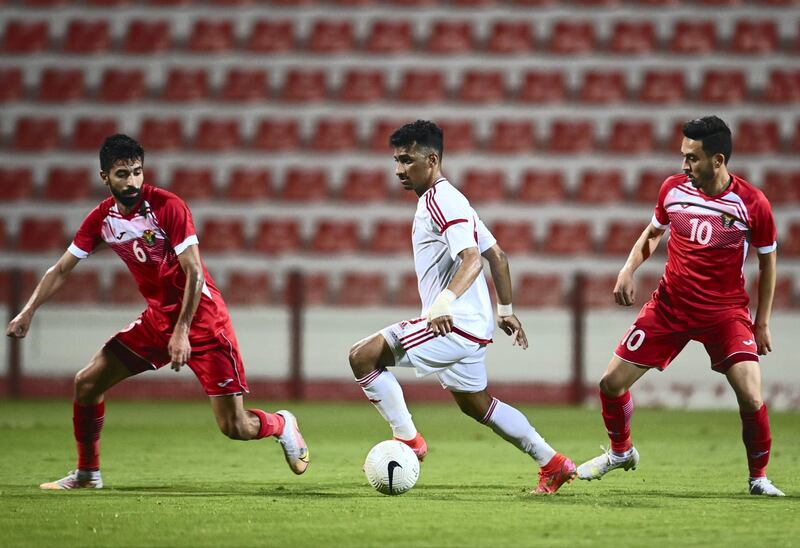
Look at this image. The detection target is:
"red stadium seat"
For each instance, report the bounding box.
[0,219,6,250]
[490,221,536,254]
[730,20,778,54]
[309,220,360,254]
[307,20,354,53]
[108,270,144,305]
[665,119,688,153]
[88,0,132,5]
[2,20,48,53]
[398,70,446,103]
[601,220,647,256]
[337,272,388,306]
[367,220,412,254]
[168,168,216,201]
[310,118,358,152]
[187,19,234,53]
[0,168,34,201]
[548,20,595,54]
[486,21,534,54]
[365,20,413,53]
[220,69,269,102]
[633,169,673,204]
[607,119,655,154]
[393,272,421,307]
[340,69,386,102]
[0,68,22,102]
[281,168,329,201]
[578,70,627,104]
[13,117,60,151]
[44,167,93,202]
[123,20,170,54]
[636,272,662,302]
[138,117,183,151]
[340,168,390,202]
[460,168,507,203]
[608,21,655,54]
[162,68,209,102]
[517,169,567,203]
[763,70,800,103]
[670,20,717,54]
[426,20,474,54]
[248,20,294,53]
[253,219,301,254]
[98,68,146,103]
[281,69,327,102]
[548,119,595,153]
[486,119,536,153]
[72,117,118,151]
[515,273,564,308]
[224,272,272,305]
[193,118,241,152]
[541,221,593,255]
[583,274,619,309]
[748,275,795,309]
[369,118,408,152]
[735,119,780,154]
[17,217,66,252]
[639,70,687,104]
[52,271,102,303]
[38,68,84,102]
[517,70,566,103]
[289,272,330,306]
[792,120,800,154]
[781,222,800,257]
[699,69,747,104]
[458,70,506,103]
[224,168,273,201]
[252,119,301,151]
[575,170,626,204]
[63,19,110,54]
[0,270,40,304]
[435,119,476,153]
[761,170,800,205]
[199,218,245,252]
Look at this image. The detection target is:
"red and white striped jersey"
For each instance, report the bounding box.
[68,184,230,343]
[651,173,776,315]
[412,178,496,341]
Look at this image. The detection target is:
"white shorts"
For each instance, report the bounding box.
[380,317,489,393]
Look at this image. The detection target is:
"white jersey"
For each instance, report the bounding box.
[412,178,497,342]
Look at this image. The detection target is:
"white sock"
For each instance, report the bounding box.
[356,369,417,440]
[482,398,557,467]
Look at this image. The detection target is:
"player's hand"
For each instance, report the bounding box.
[427,289,456,336]
[6,311,32,339]
[754,323,772,356]
[168,329,191,371]
[428,315,453,336]
[613,270,636,306]
[497,314,528,349]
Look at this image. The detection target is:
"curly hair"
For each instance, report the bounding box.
[99,134,145,172]
[389,120,444,159]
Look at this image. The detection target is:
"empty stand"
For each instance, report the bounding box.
[367,220,412,253]
[369,119,408,152]
[307,20,354,53]
[162,68,209,102]
[123,20,171,54]
[490,221,536,254]
[579,70,627,104]
[0,68,22,102]
[291,272,329,305]
[188,19,235,53]
[517,71,566,103]
[99,68,146,103]
[193,118,241,151]
[393,272,421,307]
[365,20,413,53]
[602,220,647,255]
[486,21,534,54]
[486,119,536,153]
[699,69,747,104]
[38,68,84,102]
[224,168,272,201]
[16,217,67,252]
[763,70,800,103]
[310,118,358,152]
[749,275,796,309]
[781,222,800,257]
[517,170,566,203]
[548,20,595,54]
[735,119,780,154]
[607,119,656,154]
[398,70,446,103]
[458,70,506,103]
[72,117,118,151]
[339,168,390,202]
[280,168,329,201]
[13,117,60,151]
[583,274,620,308]
[575,170,626,203]
[730,19,778,54]
[50,271,101,303]
[515,273,564,308]
[638,70,687,104]
[339,70,386,103]
[43,167,93,201]
[63,19,110,54]
[460,168,507,202]
[670,20,717,54]
[435,119,475,153]
[281,69,327,102]
[0,168,34,201]
[634,169,673,203]
[309,220,360,254]
[199,218,246,252]
[253,119,300,151]
[253,219,301,255]
[636,272,663,302]
[548,120,595,153]
[224,272,272,305]
[108,270,144,304]
[220,69,269,102]
[337,272,387,306]
[2,20,48,53]
[761,169,800,205]
[248,20,294,53]
[541,221,593,255]
[609,20,656,54]
[138,117,184,151]
[168,167,216,200]
[426,20,474,54]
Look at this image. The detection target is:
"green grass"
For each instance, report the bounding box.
[1,400,798,547]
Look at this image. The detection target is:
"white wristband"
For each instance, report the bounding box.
[428,289,457,320]
[497,303,513,317]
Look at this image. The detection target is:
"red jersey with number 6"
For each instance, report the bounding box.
[68,184,229,342]
[651,173,776,315]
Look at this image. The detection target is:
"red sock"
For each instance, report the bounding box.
[249,409,286,439]
[73,401,105,472]
[740,403,771,478]
[600,390,633,454]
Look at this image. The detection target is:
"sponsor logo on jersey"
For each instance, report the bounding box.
[721,213,736,228]
[142,229,156,246]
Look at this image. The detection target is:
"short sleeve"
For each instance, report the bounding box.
[157,196,199,255]
[475,218,497,253]
[652,177,673,229]
[750,193,777,254]
[425,187,477,260]
[69,206,105,259]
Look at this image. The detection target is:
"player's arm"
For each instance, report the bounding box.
[427,246,482,336]
[168,244,205,371]
[753,250,776,355]
[6,251,81,338]
[614,223,666,306]
[482,244,527,349]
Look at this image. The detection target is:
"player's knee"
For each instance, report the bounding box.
[599,375,625,397]
[739,394,763,413]
[73,367,97,403]
[348,340,373,375]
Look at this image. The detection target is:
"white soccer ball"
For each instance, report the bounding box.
[363,440,420,496]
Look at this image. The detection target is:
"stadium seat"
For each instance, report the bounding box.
[432,119,475,153]
[515,273,564,308]
[607,119,655,154]
[458,70,506,103]
[98,68,146,102]
[761,169,800,205]
[364,20,413,53]
[199,218,246,252]
[337,272,388,306]
[281,69,327,102]
[0,168,34,201]
[730,19,778,54]
[541,221,593,255]
[339,69,386,102]
[780,222,800,257]
[636,272,662,302]
[252,119,301,151]
[0,68,22,102]
[307,20,354,53]
[13,117,60,151]
[168,168,217,201]
[734,119,780,154]
[582,274,621,309]
[16,217,66,252]
[88,0,132,5]
[224,271,272,305]
[281,168,329,201]
[608,20,655,54]
[398,70,446,103]
[368,118,408,152]
[247,19,294,53]
[486,21,534,54]
[187,19,234,52]
[289,272,330,306]
[0,220,6,250]
[748,275,796,309]
[193,118,241,151]
[578,70,627,104]
[340,168,390,202]
[2,20,48,53]
[633,169,673,204]
[601,220,647,256]
[63,19,110,54]
[43,167,93,202]
[547,20,595,54]
[224,168,273,201]
[575,170,626,204]
[669,20,718,54]
[309,220,361,254]
[123,20,171,54]
[253,219,302,254]
[38,68,85,102]
[0,269,39,304]
[367,220,412,254]
[393,272,421,307]
[220,69,269,102]
[548,119,595,153]
[108,270,144,304]
[426,20,474,54]
[517,70,566,103]
[72,117,118,151]
[310,118,358,152]
[51,271,102,303]
[486,119,536,153]
[162,68,209,102]
[763,70,800,103]
[516,169,567,203]
[792,120,800,154]
[138,117,183,151]
[490,221,536,254]
[638,70,687,104]
[699,69,747,104]
[460,168,507,203]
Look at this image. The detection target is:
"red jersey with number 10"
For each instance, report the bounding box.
[651,173,777,315]
[68,184,230,343]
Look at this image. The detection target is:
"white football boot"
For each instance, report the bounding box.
[40,470,103,490]
[577,446,640,480]
[748,477,785,497]
[275,410,309,475]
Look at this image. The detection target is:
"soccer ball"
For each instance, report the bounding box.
[363,440,420,496]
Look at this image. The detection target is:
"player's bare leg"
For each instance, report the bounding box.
[725,361,784,496]
[578,356,648,481]
[349,333,426,459]
[211,394,309,474]
[451,389,575,494]
[41,347,133,490]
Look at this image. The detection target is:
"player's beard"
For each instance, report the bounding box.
[111,186,141,208]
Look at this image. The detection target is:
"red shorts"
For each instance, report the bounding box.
[105,314,249,397]
[614,298,759,374]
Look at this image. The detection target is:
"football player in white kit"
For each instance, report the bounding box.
[349,120,576,494]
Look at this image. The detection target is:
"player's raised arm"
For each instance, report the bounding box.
[428,246,482,336]
[482,243,527,349]
[753,250,776,355]
[614,223,666,307]
[168,243,205,371]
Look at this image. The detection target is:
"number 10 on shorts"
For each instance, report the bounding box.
[620,325,646,351]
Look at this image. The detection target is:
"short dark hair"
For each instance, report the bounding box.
[682,116,732,165]
[389,120,444,159]
[99,134,144,172]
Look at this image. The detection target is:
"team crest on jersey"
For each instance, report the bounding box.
[720,213,736,228]
[142,229,156,246]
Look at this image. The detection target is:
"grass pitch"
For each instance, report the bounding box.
[1,400,797,547]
